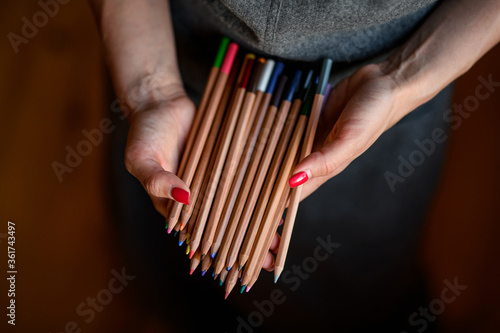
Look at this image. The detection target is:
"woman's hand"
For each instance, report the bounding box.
[289,0,500,200]
[124,85,195,217]
[290,63,408,199]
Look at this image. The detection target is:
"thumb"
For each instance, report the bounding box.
[288,124,370,187]
[125,157,191,205]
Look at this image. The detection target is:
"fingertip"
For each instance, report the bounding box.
[171,187,190,205]
[262,252,275,272]
[288,170,311,188]
[269,233,280,254]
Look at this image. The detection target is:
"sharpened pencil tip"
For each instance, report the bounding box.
[185,245,190,255]
[238,265,242,271]
[201,270,206,276]
[240,285,246,294]
[173,230,178,237]
[189,269,194,275]
[178,240,184,246]
[219,280,223,287]
[188,250,194,259]
[246,286,251,292]
[180,223,186,231]
[210,252,216,259]
[212,271,215,277]
[167,227,172,234]
[226,266,231,271]
[274,275,279,284]
[214,273,219,280]
[224,291,229,300]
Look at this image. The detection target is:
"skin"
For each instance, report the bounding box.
[89,0,500,271]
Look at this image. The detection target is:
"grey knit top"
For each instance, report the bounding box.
[170,0,440,63]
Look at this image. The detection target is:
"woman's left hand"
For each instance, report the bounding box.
[290,62,411,199]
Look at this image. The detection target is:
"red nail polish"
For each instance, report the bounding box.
[289,171,308,188]
[172,187,190,205]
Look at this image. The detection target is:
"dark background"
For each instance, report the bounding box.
[0,1,499,332]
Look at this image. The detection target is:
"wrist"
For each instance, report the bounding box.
[119,70,187,118]
[378,55,433,117]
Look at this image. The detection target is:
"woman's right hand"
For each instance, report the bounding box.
[124,83,195,218]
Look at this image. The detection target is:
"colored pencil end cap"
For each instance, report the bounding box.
[221,43,239,75]
[240,285,247,294]
[316,58,333,95]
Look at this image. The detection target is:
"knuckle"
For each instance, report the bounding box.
[317,150,339,177]
[142,173,163,197]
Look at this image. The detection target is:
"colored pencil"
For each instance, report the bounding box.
[224,265,240,299]
[178,56,242,229]
[188,54,255,258]
[200,57,267,256]
[210,60,281,259]
[247,185,291,290]
[213,73,289,275]
[201,253,213,276]
[225,70,302,270]
[189,249,202,275]
[237,74,315,271]
[241,78,319,286]
[274,59,332,282]
[166,42,238,233]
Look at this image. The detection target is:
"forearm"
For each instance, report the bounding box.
[382,0,500,119]
[89,0,183,114]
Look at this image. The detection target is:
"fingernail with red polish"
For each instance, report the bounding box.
[289,171,309,188]
[171,187,190,205]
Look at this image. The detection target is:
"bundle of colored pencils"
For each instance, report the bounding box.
[165,37,333,298]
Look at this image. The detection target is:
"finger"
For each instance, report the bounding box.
[262,252,275,272]
[126,156,190,205]
[289,129,363,187]
[289,95,385,186]
[269,233,280,254]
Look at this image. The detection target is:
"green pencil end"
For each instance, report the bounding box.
[213,37,230,68]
